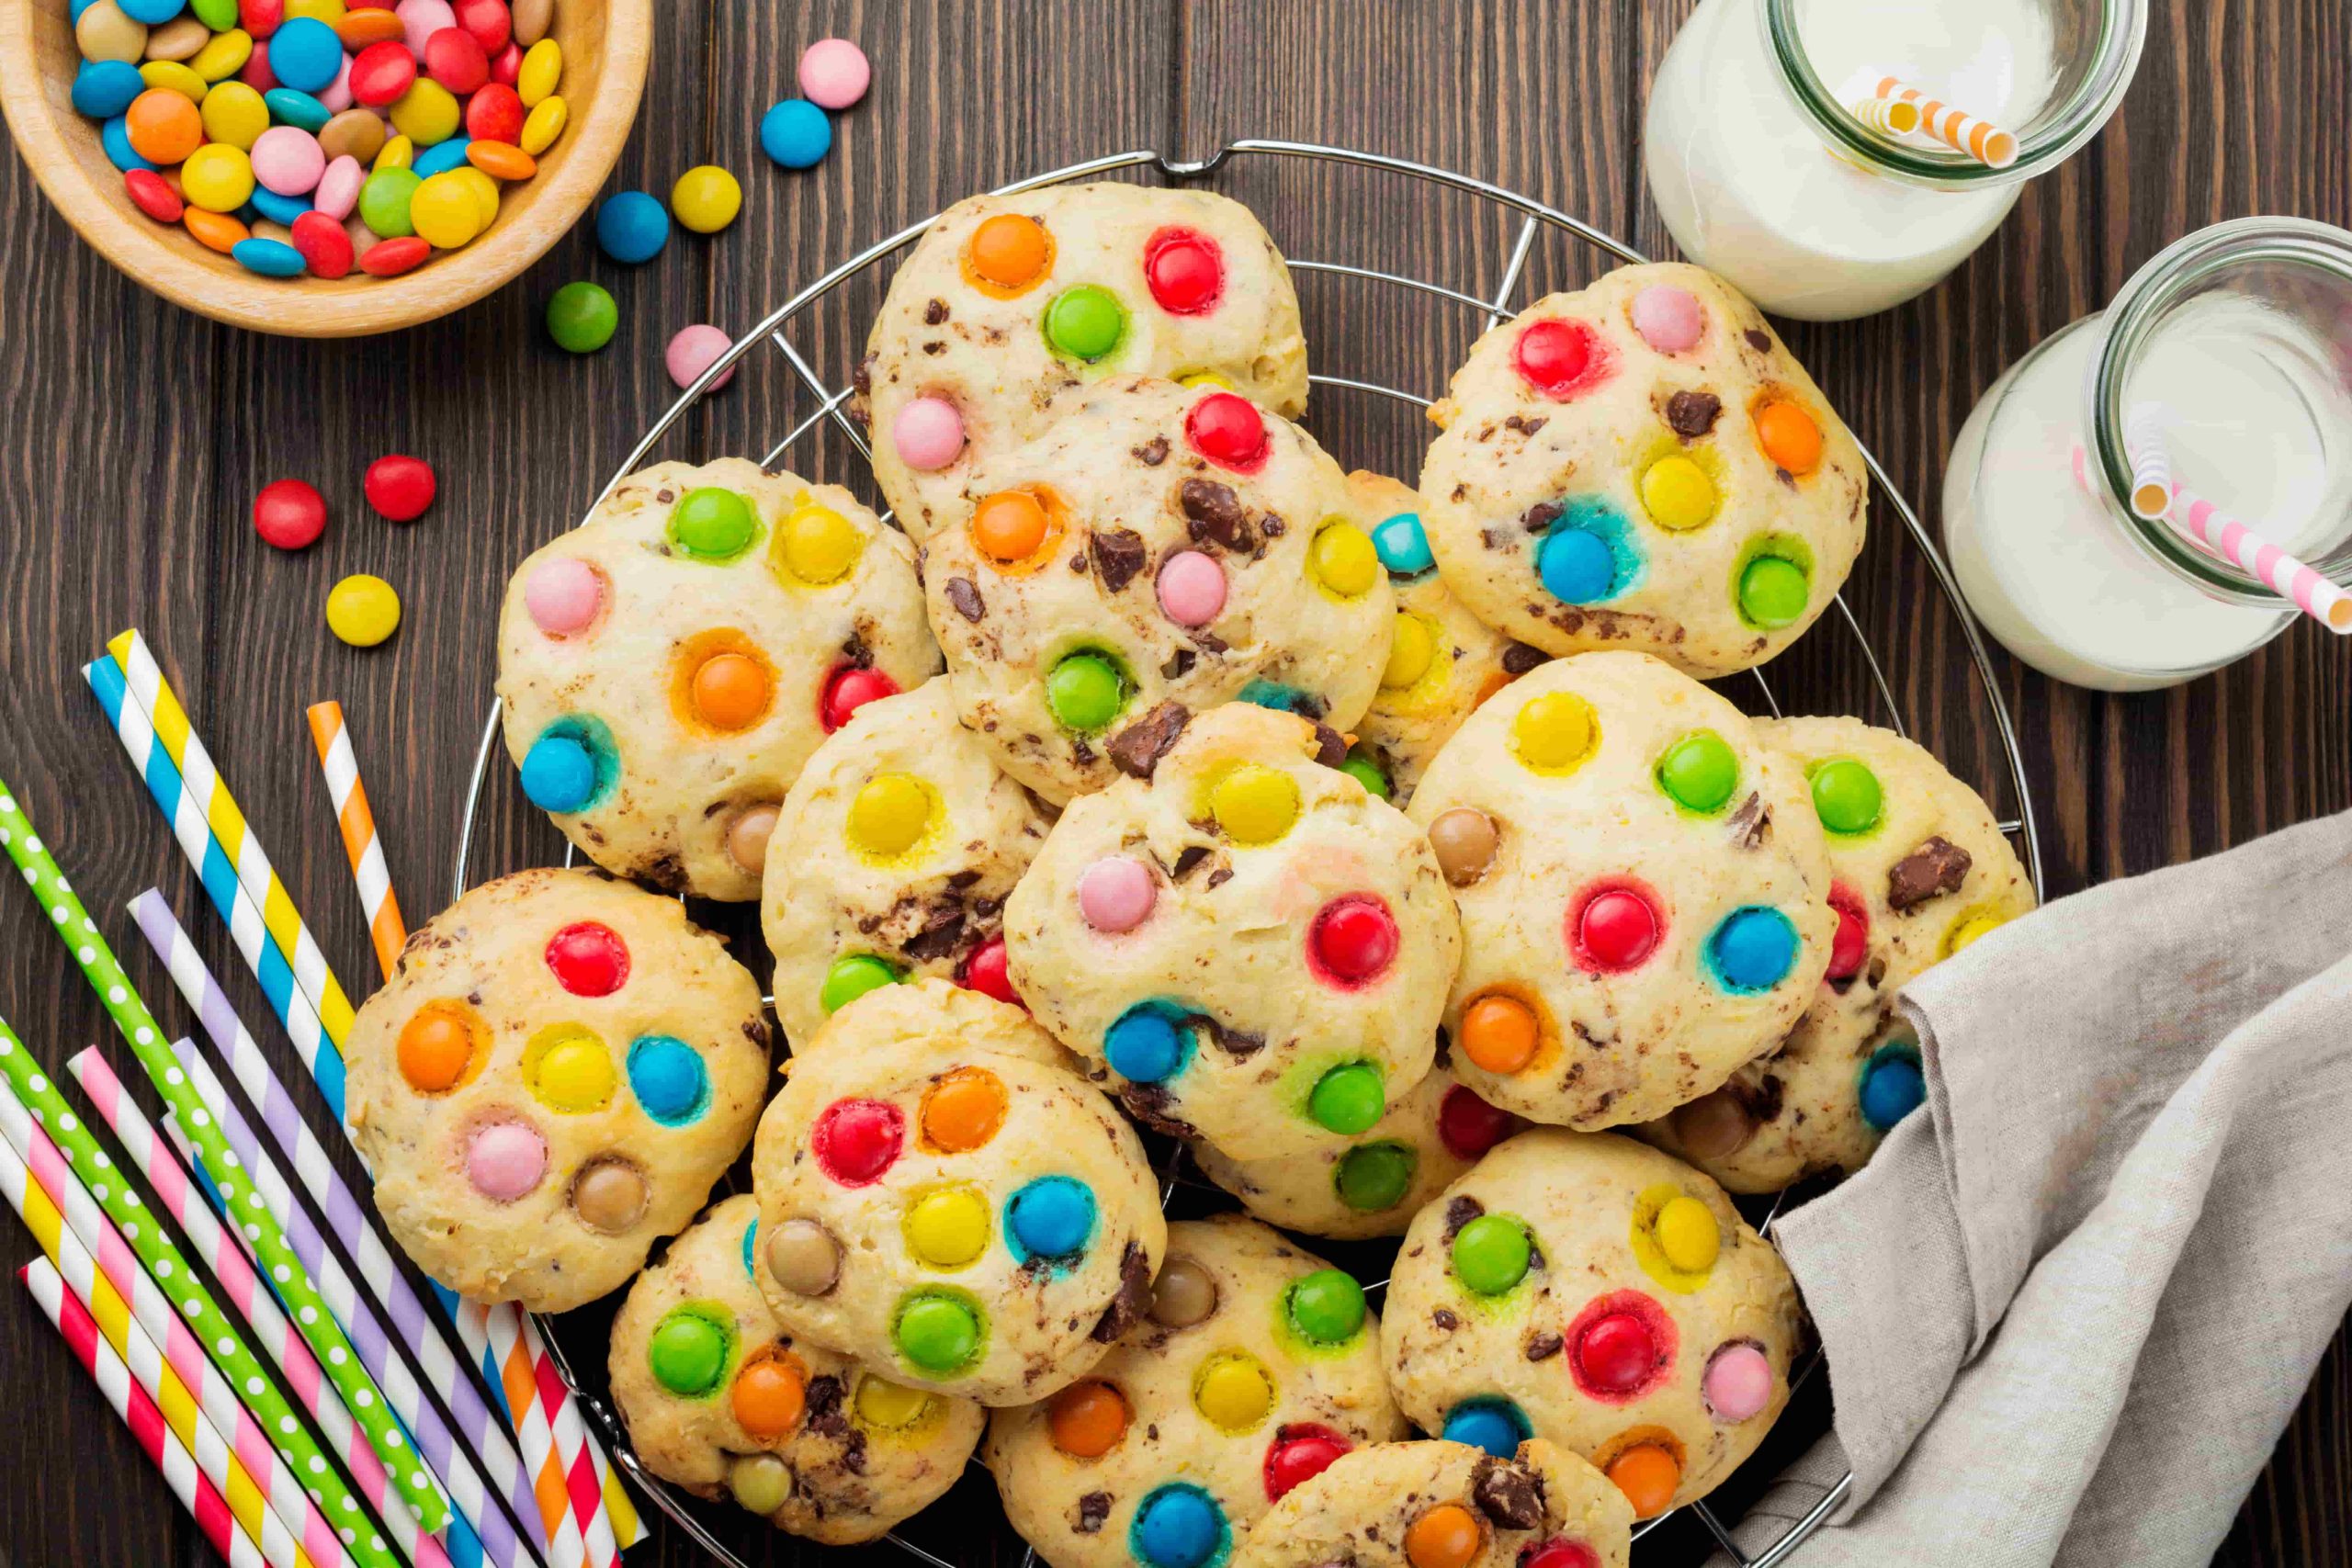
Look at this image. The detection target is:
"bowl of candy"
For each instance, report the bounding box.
[1,0,651,336]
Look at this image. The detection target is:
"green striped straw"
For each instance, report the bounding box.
[0,774,454,1535]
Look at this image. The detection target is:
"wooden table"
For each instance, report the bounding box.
[2,2,2345,1562]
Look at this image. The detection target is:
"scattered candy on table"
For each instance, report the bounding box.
[364,454,437,521]
[669,164,741,234]
[797,37,869,109]
[546,278,616,352]
[759,98,830,170]
[663,323,735,390]
[325,572,401,647]
[594,189,669,264]
[252,476,326,548]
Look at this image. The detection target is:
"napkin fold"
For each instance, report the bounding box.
[1708,808,2352,1568]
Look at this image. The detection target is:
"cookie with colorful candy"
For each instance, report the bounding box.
[497,457,939,901]
[1417,262,1868,680]
[608,1195,986,1543]
[1637,716,2035,1191]
[761,676,1053,1050]
[855,182,1309,541]
[1379,1131,1800,1522]
[345,866,772,1312]
[1230,1438,1634,1568]
[1405,651,1833,1131]
[922,374,1393,806]
[985,1213,1408,1568]
[749,980,1164,1406]
[1002,701,1461,1161]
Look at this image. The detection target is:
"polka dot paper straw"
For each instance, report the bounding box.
[1870,76,2019,168]
[2169,485,2352,634]
[2124,403,2175,518]
[305,703,408,985]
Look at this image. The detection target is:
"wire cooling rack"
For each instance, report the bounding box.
[453,141,2046,1568]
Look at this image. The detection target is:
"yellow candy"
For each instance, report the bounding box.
[854,1377,933,1430]
[1640,455,1718,532]
[1178,370,1234,390]
[1190,1351,1274,1433]
[408,170,482,249]
[188,28,254,83]
[1210,763,1300,846]
[671,164,742,234]
[1510,692,1598,775]
[519,96,568,156]
[901,1188,989,1269]
[179,142,254,213]
[138,60,209,102]
[777,504,861,584]
[373,134,414,173]
[1383,613,1435,689]
[452,165,501,226]
[325,574,401,648]
[198,81,268,150]
[284,0,345,19]
[389,79,461,146]
[1308,521,1380,598]
[1945,912,2005,955]
[847,773,933,859]
[1653,1196,1721,1274]
[527,1030,616,1113]
[516,39,562,107]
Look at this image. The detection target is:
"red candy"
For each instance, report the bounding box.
[958,934,1020,1008]
[240,0,283,37]
[465,82,526,144]
[489,39,524,85]
[544,921,629,997]
[1261,1425,1351,1501]
[1571,884,1661,973]
[1184,392,1268,472]
[253,479,327,550]
[365,454,437,522]
[1564,1290,1676,1404]
[424,27,490,94]
[360,237,430,276]
[1522,1542,1601,1568]
[1826,884,1868,983]
[1308,896,1397,987]
[454,0,512,51]
[1514,318,1605,398]
[240,50,277,90]
[125,168,184,223]
[349,41,417,106]
[812,1098,904,1186]
[291,211,354,278]
[1144,227,1224,315]
[1436,1085,1521,1161]
[819,665,899,732]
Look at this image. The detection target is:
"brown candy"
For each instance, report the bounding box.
[764,1218,842,1297]
[512,0,554,46]
[318,108,387,165]
[1672,1089,1757,1161]
[569,1157,649,1234]
[1427,807,1499,887]
[726,804,779,874]
[1148,1255,1217,1328]
[143,15,209,59]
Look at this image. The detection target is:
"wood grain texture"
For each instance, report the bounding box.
[0,1,2345,1563]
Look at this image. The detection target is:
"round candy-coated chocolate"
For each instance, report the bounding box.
[1859,1047,1926,1132]
[1263,1427,1350,1500]
[1308,1063,1384,1134]
[855,1378,933,1429]
[1672,1090,1757,1161]
[919,1066,1006,1152]
[894,1292,981,1371]
[1105,1007,1182,1083]
[526,558,602,636]
[545,920,628,996]
[1078,856,1156,933]
[1738,553,1810,628]
[363,453,435,521]
[891,397,963,469]
[1539,524,1615,604]
[1309,523,1379,598]
[1511,692,1597,773]
[628,1036,709,1126]
[1149,1256,1217,1328]
[349,38,415,105]
[1436,1085,1518,1160]
[1192,1351,1273,1431]
[1703,1342,1775,1422]
[1755,400,1824,475]
[729,1453,792,1517]
[312,154,365,219]
[1284,1268,1366,1345]
[1209,761,1298,844]
[398,1005,473,1091]
[812,1096,903,1185]
[758,98,830,169]
[1655,1195,1720,1272]
[1577,888,1660,971]
[1384,614,1435,688]
[1046,651,1126,732]
[1607,1444,1680,1519]
[848,773,930,857]
[1427,807,1498,887]
[594,189,669,264]
[1657,729,1737,813]
[967,212,1051,289]
[1184,391,1266,469]
[1575,1311,1656,1393]
[266,17,340,92]
[958,936,1018,1005]
[1144,228,1222,314]
[250,124,324,195]
[1043,284,1126,360]
[665,323,737,391]
[1641,455,1717,532]
[1403,1503,1482,1568]
[326,574,401,648]
[1522,1541,1601,1568]
[730,1358,808,1439]
[546,280,617,353]
[466,1121,547,1201]
[1459,993,1538,1075]
[819,666,898,731]
[519,732,595,812]
[903,1187,989,1269]
[1439,1398,1527,1458]
[1514,316,1597,394]
[670,487,756,560]
[1451,1213,1531,1295]
[1708,907,1800,993]
[648,1310,729,1395]
[254,477,326,549]
[526,1028,615,1112]
[970,489,1048,563]
[1630,284,1704,353]
[1371,511,1433,576]
[797,38,869,108]
[1155,549,1227,626]
[1132,1485,1224,1568]
[424,25,489,93]
[764,1218,841,1296]
[570,1158,647,1234]
[124,166,184,222]
[1311,897,1396,984]
[1049,1381,1130,1460]
[1826,893,1867,980]
[1333,1141,1415,1211]
[1809,757,1883,834]
[74,60,148,118]
[1338,750,1390,800]
[726,803,778,874]
[1006,1175,1094,1259]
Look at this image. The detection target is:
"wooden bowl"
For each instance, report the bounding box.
[0,0,651,337]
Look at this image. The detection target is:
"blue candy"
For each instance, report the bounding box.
[232,238,308,278]
[266,18,343,94]
[1859,1045,1927,1132]
[100,115,156,173]
[1104,1005,1186,1083]
[1370,511,1433,577]
[412,137,473,178]
[1441,1397,1532,1458]
[262,88,331,133]
[117,0,186,20]
[759,98,831,170]
[1707,906,1801,994]
[1005,1176,1095,1261]
[71,0,104,17]
[628,1035,711,1126]
[249,186,312,226]
[72,61,146,119]
[594,190,669,264]
[1538,525,1616,604]
[520,733,597,813]
[1130,1485,1225,1568]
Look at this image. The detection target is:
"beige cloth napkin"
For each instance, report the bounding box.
[1707,809,2352,1567]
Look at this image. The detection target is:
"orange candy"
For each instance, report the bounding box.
[967,212,1051,292]
[126,90,204,166]
[398,1005,476,1092]
[1402,1503,1485,1568]
[1754,400,1823,477]
[1606,1444,1681,1518]
[1046,1380,1130,1459]
[184,208,248,254]
[467,141,537,180]
[729,1354,808,1440]
[692,652,772,731]
[1459,994,1538,1074]
[921,1066,1007,1153]
[971,491,1048,565]
[336,8,408,47]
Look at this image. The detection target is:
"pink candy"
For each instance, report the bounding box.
[797,38,870,110]
[250,126,325,196]
[1077,856,1156,933]
[525,557,605,636]
[319,52,353,113]
[665,323,737,391]
[465,1121,547,1201]
[312,154,365,220]
[1702,1342,1774,1422]
[1155,549,1227,626]
[395,0,458,56]
[892,396,964,471]
[1631,285,1705,354]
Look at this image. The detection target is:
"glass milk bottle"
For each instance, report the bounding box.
[1944,219,2352,691]
[1645,0,2146,321]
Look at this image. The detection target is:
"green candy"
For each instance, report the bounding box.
[1451,1213,1532,1296]
[895,1291,983,1372]
[1307,1062,1384,1135]
[1657,728,1738,814]
[1043,285,1127,361]
[820,953,900,1015]
[1333,1141,1416,1212]
[1046,651,1128,732]
[648,1308,732,1395]
[189,0,239,26]
[1737,553,1810,629]
[669,487,758,560]
[1285,1269,1368,1345]
[547,280,619,354]
[1810,757,1884,835]
[1339,751,1392,800]
[357,169,422,240]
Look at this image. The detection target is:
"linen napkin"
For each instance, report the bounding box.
[1706,808,2352,1568]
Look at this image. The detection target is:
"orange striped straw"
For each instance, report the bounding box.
[304,703,407,982]
[1849,96,1921,139]
[1871,76,2019,168]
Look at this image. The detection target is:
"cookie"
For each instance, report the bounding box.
[1379,1131,1801,1520]
[608,1195,986,1544]
[1635,716,2034,1191]
[1003,702,1461,1161]
[985,1214,1408,1568]
[749,980,1165,1405]
[1192,1066,1524,1242]
[345,868,771,1312]
[925,375,1394,806]
[855,182,1309,542]
[1406,652,1834,1131]
[761,676,1054,1050]
[1341,471,1539,805]
[1230,1439,1634,1568]
[1418,263,1868,679]
[497,457,940,901]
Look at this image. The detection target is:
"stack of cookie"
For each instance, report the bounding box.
[340,182,2036,1562]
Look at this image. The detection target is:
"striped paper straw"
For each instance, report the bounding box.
[2124,403,2174,518]
[1871,76,2018,168]
[1849,95,1921,138]
[21,1258,267,1568]
[307,703,408,984]
[131,893,568,1568]
[0,1077,348,1568]
[2170,485,2352,634]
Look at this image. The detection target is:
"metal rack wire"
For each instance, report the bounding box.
[454,141,2044,1568]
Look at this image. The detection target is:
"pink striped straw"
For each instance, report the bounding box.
[2169,485,2352,633]
[22,1259,268,1568]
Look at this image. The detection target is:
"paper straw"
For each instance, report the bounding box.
[1871,76,2018,168]
[2170,485,2352,634]
[307,703,408,984]
[2123,403,2174,518]
[20,1258,268,1568]
[0,784,453,1540]
[131,892,567,1568]
[1849,96,1920,138]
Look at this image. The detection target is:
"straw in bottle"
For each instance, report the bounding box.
[1849,96,1921,139]
[1870,76,2019,168]
[2123,402,2175,518]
